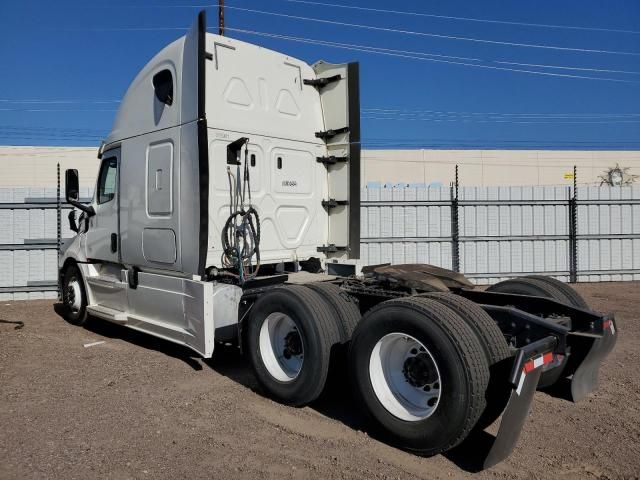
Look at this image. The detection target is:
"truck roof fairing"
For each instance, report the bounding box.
[104,28,319,149]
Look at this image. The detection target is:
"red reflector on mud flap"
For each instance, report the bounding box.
[516,352,554,395]
[603,319,616,335]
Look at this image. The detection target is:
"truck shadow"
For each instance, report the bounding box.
[206,342,495,473]
[205,342,372,437]
[53,304,205,371]
[53,307,498,473]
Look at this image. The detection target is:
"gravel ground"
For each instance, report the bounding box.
[0,282,638,480]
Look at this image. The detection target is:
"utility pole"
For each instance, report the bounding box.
[219,0,225,36]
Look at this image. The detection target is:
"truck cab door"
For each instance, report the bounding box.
[86,149,120,263]
[312,61,360,261]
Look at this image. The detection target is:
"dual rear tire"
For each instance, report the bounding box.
[246,276,584,455]
[244,283,359,406]
[486,275,588,309]
[348,297,494,455]
[246,284,512,455]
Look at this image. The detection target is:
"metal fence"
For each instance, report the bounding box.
[1,169,640,299]
[0,167,92,300]
[361,173,640,284]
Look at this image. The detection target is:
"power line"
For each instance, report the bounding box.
[2,97,638,120]
[89,1,640,36]
[361,137,640,148]
[0,99,120,104]
[40,15,640,79]
[228,28,640,77]
[0,129,104,137]
[294,33,640,76]
[279,0,640,35]
[0,124,108,131]
[362,109,640,118]
[221,5,640,57]
[225,28,640,83]
[0,148,101,156]
[364,137,640,143]
[47,26,186,32]
[492,61,640,76]
[360,141,640,151]
[361,116,640,124]
[0,108,117,112]
[360,109,640,123]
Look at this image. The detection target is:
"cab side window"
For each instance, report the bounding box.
[97,157,117,204]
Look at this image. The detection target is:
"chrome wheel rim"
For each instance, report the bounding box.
[369,333,442,421]
[258,312,304,382]
[64,277,82,314]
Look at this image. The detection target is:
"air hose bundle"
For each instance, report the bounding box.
[221,138,261,283]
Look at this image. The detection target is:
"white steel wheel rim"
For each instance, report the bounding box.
[369,333,442,421]
[258,312,304,383]
[65,278,82,313]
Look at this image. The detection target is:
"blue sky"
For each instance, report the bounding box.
[0,0,639,149]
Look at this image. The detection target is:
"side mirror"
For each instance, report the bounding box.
[64,168,95,217]
[65,169,79,202]
[153,69,173,106]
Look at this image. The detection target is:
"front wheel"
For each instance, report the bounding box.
[61,264,89,326]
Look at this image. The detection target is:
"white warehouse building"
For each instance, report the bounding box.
[0,145,638,189]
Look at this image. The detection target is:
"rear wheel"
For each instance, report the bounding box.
[525,275,589,309]
[420,292,511,429]
[349,297,489,455]
[486,277,572,303]
[61,264,88,326]
[245,285,341,406]
[486,277,576,388]
[305,282,361,341]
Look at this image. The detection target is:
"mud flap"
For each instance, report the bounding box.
[483,367,541,468]
[483,319,617,468]
[569,317,617,402]
[483,336,556,469]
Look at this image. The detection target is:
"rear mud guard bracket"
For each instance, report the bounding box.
[482,335,557,469]
[568,317,617,402]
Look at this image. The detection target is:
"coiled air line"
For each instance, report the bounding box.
[221,137,261,283]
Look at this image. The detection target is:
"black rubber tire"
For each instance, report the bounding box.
[419,292,512,429]
[305,282,361,342]
[349,297,489,456]
[245,285,341,407]
[61,264,89,326]
[525,275,589,309]
[419,292,510,365]
[486,277,573,304]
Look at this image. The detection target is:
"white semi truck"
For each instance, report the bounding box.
[59,12,617,468]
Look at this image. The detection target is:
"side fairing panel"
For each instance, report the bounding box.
[312,61,361,260]
[125,271,220,358]
[178,11,208,276]
[178,120,203,275]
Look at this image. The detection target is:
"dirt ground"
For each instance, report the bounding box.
[0,283,639,480]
